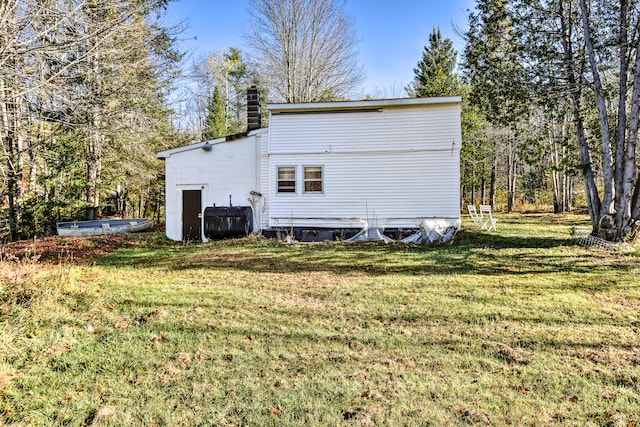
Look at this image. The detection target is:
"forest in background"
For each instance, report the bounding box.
[3,0,640,242]
[1,0,187,240]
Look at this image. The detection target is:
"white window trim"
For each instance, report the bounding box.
[303,165,324,194]
[276,165,297,194]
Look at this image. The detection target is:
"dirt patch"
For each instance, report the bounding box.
[0,233,156,264]
[44,342,73,357]
[0,369,22,391]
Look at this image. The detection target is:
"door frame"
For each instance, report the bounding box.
[178,184,207,242]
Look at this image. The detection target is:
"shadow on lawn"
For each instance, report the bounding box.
[95,230,637,280]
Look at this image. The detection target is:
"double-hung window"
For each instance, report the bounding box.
[304,166,323,193]
[277,166,296,193]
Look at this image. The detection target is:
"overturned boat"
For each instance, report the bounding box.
[56,218,154,237]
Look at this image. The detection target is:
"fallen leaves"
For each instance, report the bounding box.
[342,408,360,420]
[459,408,491,425]
[139,309,169,323]
[512,384,531,395]
[270,406,282,417]
[0,234,130,264]
[558,395,580,403]
[150,332,168,343]
[44,343,73,356]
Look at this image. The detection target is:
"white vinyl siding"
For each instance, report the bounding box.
[258,132,270,229]
[269,104,460,154]
[268,102,461,229]
[269,149,460,228]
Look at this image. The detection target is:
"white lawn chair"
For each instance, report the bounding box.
[479,204,498,231]
[467,205,483,228]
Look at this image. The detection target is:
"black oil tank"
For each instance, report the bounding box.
[203,206,253,239]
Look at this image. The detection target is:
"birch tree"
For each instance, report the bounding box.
[247,0,364,102]
[514,0,640,239]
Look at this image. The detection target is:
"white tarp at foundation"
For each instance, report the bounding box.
[401,219,461,244]
[346,226,394,243]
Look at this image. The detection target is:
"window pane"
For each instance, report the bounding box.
[304,166,322,179]
[304,166,323,192]
[278,167,295,180]
[277,166,296,193]
[305,181,322,192]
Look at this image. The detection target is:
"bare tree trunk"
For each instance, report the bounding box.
[551,123,561,213]
[28,119,44,193]
[552,139,562,213]
[86,107,102,220]
[566,176,573,212]
[631,175,640,220]
[618,38,640,236]
[506,130,518,212]
[580,0,615,218]
[560,0,600,232]
[614,0,629,214]
[1,77,25,241]
[550,119,572,214]
[489,158,497,209]
[578,116,601,232]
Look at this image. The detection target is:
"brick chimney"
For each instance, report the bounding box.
[247,86,261,131]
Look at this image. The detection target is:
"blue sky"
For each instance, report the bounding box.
[165,0,476,97]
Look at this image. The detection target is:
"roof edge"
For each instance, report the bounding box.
[157,128,268,159]
[268,96,462,113]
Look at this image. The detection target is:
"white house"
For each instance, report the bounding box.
[157,91,462,242]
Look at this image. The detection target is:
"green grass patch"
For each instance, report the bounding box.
[1,213,639,426]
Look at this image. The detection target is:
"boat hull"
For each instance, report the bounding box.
[56,219,154,237]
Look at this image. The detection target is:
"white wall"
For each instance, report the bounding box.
[159,99,462,239]
[268,102,461,229]
[258,132,270,229]
[160,133,264,241]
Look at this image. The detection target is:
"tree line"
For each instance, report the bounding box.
[181,0,364,142]
[1,0,184,240]
[459,0,640,241]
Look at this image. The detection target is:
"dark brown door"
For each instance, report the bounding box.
[182,190,202,242]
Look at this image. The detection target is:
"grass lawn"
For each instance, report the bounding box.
[1,213,639,426]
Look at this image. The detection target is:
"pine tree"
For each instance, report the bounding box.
[463,0,530,212]
[198,47,256,135]
[407,27,459,97]
[203,86,227,140]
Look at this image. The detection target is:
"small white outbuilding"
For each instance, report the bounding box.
[157,93,462,242]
